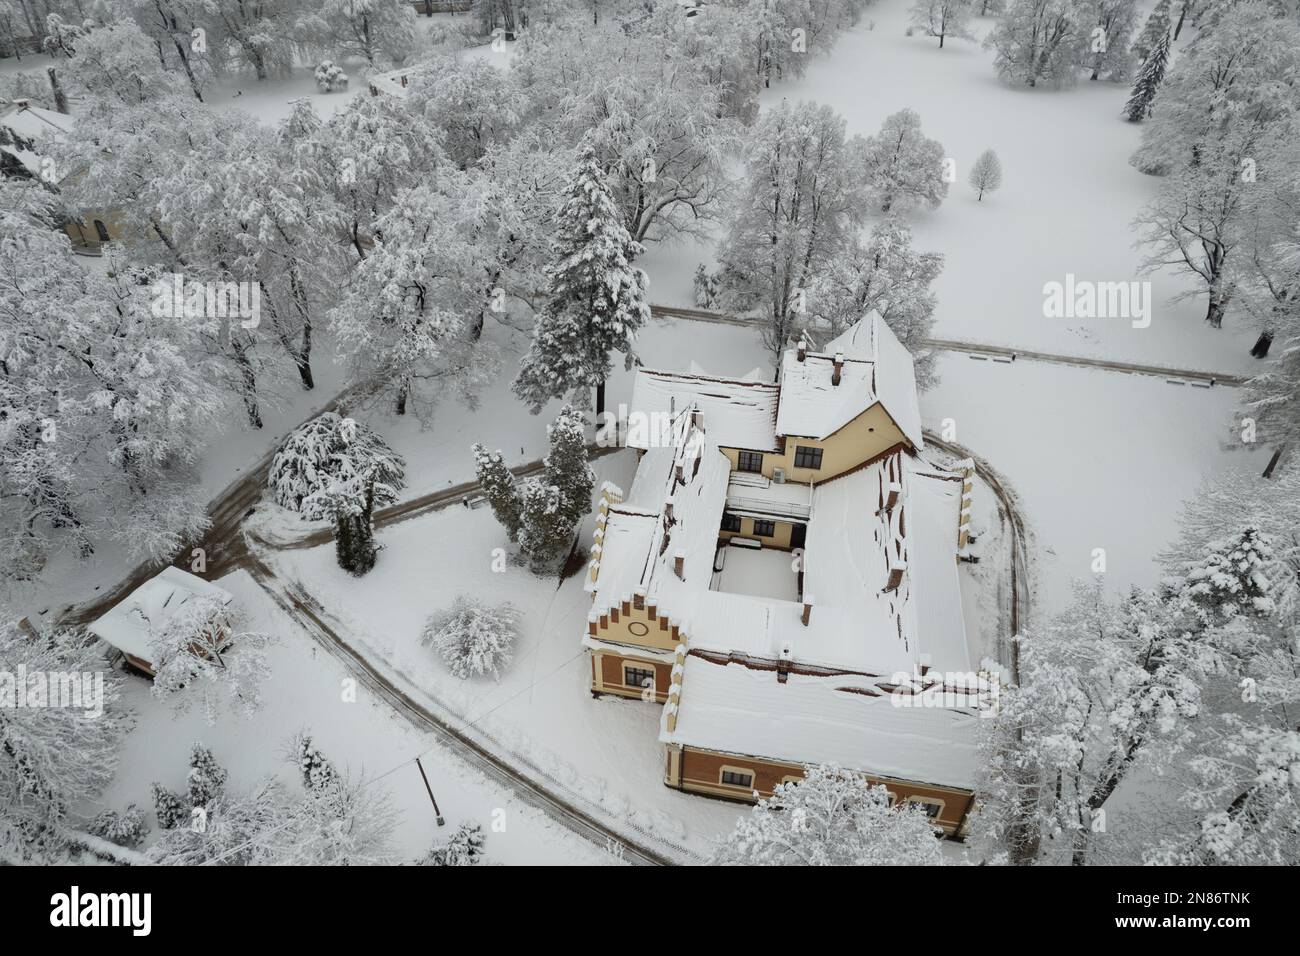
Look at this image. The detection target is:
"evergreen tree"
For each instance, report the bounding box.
[422,821,486,865]
[151,784,187,830]
[1124,28,1171,121]
[187,745,229,809]
[1176,527,1276,627]
[472,444,522,541]
[513,143,650,417]
[295,733,344,797]
[1132,0,1171,62]
[423,597,520,680]
[517,478,572,572]
[544,405,595,530]
[968,148,1003,200]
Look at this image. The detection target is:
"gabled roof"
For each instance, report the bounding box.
[88,566,234,662]
[776,311,923,449]
[628,368,780,453]
[0,101,74,178]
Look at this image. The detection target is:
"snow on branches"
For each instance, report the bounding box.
[711,764,944,866]
[423,596,520,680]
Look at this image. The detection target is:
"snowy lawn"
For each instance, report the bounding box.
[95,569,618,865]
[922,351,1269,611]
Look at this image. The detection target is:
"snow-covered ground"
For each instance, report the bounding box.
[97,569,618,865]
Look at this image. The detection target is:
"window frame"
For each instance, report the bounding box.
[752,519,776,538]
[906,796,945,820]
[719,766,755,789]
[720,512,742,533]
[736,450,764,473]
[793,445,823,470]
[623,664,656,690]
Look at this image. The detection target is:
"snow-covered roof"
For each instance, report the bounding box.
[592,409,733,613]
[776,311,923,449]
[0,101,74,177]
[628,368,780,453]
[367,67,417,98]
[660,657,982,790]
[88,566,234,661]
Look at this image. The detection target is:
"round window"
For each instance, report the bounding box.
[628,622,650,637]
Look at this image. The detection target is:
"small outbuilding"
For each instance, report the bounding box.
[88,567,234,678]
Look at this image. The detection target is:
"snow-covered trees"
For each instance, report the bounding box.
[985,0,1090,87]
[1085,0,1138,83]
[314,59,349,92]
[421,821,486,865]
[1132,4,1300,328]
[269,413,406,574]
[423,596,520,679]
[87,804,148,849]
[1177,527,1275,627]
[713,101,868,369]
[64,19,184,108]
[974,581,1224,865]
[0,183,223,576]
[120,0,214,100]
[910,0,974,48]
[150,735,400,865]
[322,0,416,68]
[471,406,592,571]
[406,55,530,171]
[806,217,943,388]
[1123,28,1169,121]
[711,764,944,866]
[1131,0,1170,63]
[0,621,129,861]
[151,743,228,832]
[148,593,274,722]
[513,143,650,416]
[860,109,949,214]
[968,148,1003,200]
[199,0,305,80]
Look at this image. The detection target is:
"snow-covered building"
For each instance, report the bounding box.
[0,99,123,252]
[88,567,234,678]
[582,311,990,836]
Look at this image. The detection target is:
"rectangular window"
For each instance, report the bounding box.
[720,513,742,533]
[752,519,776,537]
[624,665,655,690]
[720,769,754,788]
[793,445,823,470]
[908,798,943,819]
[737,451,764,473]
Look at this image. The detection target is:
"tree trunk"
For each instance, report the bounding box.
[1173,2,1187,40]
[395,381,408,416]
[1249,331,1272,358]
[231,335,263,428]
[1205,289,1230,328]
[595,379,606,417]
[47,67,69,114]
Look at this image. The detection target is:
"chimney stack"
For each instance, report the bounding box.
[673,550,686,580]
[777,644,793,684]
[664,497,675,525]
[832,352,844,386]
[801,595,815,627]
[883,562,906,593]
[796,336,807,363]
[691,408,704,430]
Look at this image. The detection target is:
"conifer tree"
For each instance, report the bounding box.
[513,143,650,417]
[1124,28,1171,122]
[544,405,595,530]
[472,444,522,541]
[1132,0,1171,62]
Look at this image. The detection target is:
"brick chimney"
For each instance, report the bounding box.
[801,594,815,626]
[796,336,807,362]
[832,351,844,386]
[691,408,704,430]
[673,549,686,580]
[777,644,793,684]
[663,497,674,524]
[883,562,906,593]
